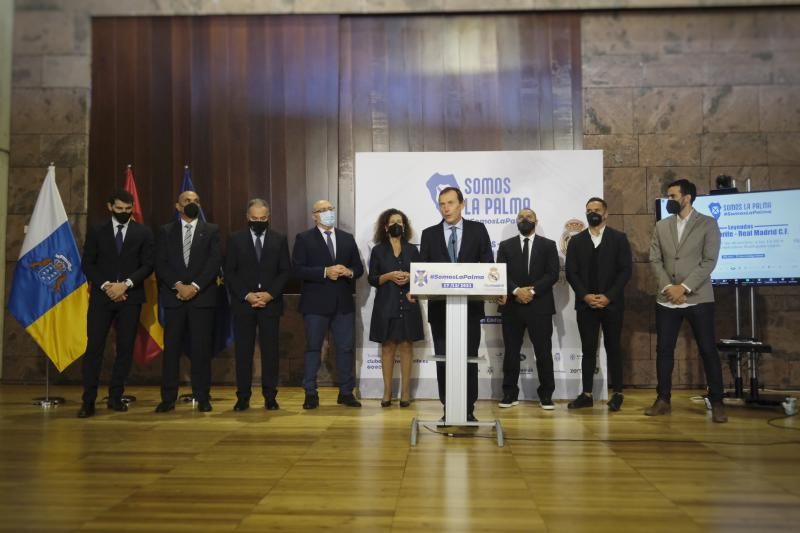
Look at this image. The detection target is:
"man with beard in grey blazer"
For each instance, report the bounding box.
[646,179,727,423]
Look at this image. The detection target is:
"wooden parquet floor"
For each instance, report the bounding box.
[1,385,798,532]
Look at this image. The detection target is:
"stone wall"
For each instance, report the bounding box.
[4,0,800,389]
[582,9,800,388]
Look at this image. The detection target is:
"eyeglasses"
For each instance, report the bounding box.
[313,206,336,213]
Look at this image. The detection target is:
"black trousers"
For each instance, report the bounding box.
[430,315,481,414]
[161,305,215,403]
[81,302,141,404]
[232,307,280,401]
[577,306,624,394]
[655,302,724,402]
[501,312,555,400]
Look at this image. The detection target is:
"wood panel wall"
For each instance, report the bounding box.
[89,15,339,244]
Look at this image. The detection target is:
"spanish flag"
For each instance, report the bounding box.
[124,165,164,365]
[8,165,88,372]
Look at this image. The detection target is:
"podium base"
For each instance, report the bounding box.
[410,417,504,447]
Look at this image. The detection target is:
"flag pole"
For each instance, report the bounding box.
[121,164,136,404]
[31,344,66,408]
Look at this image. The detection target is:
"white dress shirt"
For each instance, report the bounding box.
[659,208,695,309]
[513,232,535,296]
[589,225,605,248]
[442,218,463,258]
[102,216,133,289]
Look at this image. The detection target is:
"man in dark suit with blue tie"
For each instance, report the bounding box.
[419,187,493,421]
[293,199,365,409]
[496,208,560,410]
[154,190,221,413]
[78,189,154,418]
[225,199,291,411]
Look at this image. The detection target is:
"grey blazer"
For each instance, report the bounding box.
[649,209,721,305]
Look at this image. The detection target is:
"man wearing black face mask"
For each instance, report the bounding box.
[647,179,727,423]
[154,190,221,413]
[565,197,632,411]
[224,199,291,411]
[78,189,154,418]
[496,208,559,410]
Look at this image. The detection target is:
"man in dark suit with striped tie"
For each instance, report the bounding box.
[418,187,493,421]
[78,189,154,418]
[225,199,291,411]
[154,190,221,413]
[292,199,365,410]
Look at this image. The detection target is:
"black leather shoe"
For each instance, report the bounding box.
[303,393,319,410]
[568,393,593,410]
[381,399,392,408]
[337,393,362,407]
[399,399,411,408]
[155,401,175,413]
[467,413,478,422]
[197,399,213,412]
[77,403,95,418]
[265,398,279,411]
[607,393,624,412]
[107,398,128,412]
[233,399,250,411]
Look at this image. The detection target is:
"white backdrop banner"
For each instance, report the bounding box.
[354,150,605,401]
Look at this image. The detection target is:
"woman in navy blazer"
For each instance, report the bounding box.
[367,209,423,407]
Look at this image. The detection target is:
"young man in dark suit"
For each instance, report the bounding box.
[565,197,632,411]
[496,208,560,410]
[154,190,221,413]
[78,189,154,418]
[292,199,364,409]
[418,187,493,421]
[225,199,291,411]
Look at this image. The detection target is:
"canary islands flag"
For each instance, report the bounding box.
[8,165,89,372]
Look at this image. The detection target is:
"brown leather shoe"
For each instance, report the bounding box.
[644,398,671,416]
[711,401,728,423]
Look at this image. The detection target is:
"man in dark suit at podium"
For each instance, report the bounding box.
[419,187,493,421]
[565,197,632,411]
[154,190,221,413]
[293,199,365,410]
[496,208,559,410]
[225,199,291,411]
[78,189,154,418]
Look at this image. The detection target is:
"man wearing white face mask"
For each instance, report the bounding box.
[292,199,365,409]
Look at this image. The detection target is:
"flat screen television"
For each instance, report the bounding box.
[655,188,800,286]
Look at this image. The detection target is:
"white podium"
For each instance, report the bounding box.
[409,262,507,447]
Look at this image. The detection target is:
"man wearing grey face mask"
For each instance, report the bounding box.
[292,199,365,410]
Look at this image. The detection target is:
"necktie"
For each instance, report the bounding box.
[255,234,263,261]
[448,226,458,262]
[522,237,530,275]
[115,224,124,254]
[183,223,193,266]
[325,231,335,261]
